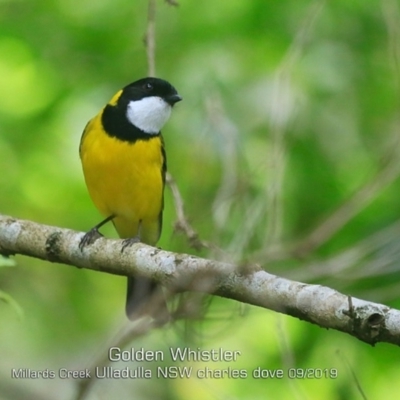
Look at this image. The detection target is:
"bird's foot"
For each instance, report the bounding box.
[79,228,103,251]
[121,237,140,253]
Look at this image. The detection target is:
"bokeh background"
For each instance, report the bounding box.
[1,0,400,399]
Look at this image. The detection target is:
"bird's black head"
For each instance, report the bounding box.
[102,77,181,141]
[114,77,182,134]
[121,77,182,106]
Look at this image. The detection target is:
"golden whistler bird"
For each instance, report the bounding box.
[79,77,182,319]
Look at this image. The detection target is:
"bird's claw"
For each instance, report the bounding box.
[79,229,103,251]
[121,237,140,253]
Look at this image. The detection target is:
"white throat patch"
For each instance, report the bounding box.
[126,96,172,134]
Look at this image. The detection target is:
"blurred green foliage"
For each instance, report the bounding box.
[1,0,400,399]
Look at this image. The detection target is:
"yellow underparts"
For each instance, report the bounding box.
[80,113,163,245]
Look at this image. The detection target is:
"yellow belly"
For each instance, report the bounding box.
[80,115,164,244]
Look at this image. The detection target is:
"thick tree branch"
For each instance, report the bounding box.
[1,213,400,346]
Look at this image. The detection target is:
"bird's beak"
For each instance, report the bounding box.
[165,94,182,106]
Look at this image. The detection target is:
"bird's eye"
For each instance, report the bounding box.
[143,82,153,91]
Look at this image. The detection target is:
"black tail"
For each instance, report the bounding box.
[125,277,167,320]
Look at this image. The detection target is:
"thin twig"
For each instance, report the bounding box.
[279,0,328,73]
[166,172,209,250]
[292,155,400,257]
[205,92,239,230]
[291,1,400,258]
[287,219,400,282]
[336,350,369,400]
[276,316,308,400]
[144,0,156,76]
[165,0,179,6]
[74,316,169,400]
[382,0,400,102]
[264,0,327,250]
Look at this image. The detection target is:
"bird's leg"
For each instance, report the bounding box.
[79,215,115,251]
